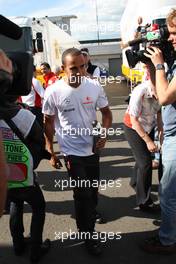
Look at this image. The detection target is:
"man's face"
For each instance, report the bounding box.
[63,54,86,87]
[83,54,89,68]
[167,20,176,50]
[40,65,51,75]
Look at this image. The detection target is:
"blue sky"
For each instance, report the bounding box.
[0,0,127,40]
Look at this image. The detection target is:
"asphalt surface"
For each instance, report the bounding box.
[0,81,175,264]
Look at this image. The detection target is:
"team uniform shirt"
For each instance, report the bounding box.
[0,109,35,187]
[42,77,108,156]
[21,77,45,108]
[47,75,59,86]
[43,72,58,88]
[124,81,160,133]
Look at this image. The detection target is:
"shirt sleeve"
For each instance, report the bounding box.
[33,78,45,98]
[42,89,56,116]
[93,67,101,77]
[96,83,109,109]
[12,109,36,138]
[128,84,144,118]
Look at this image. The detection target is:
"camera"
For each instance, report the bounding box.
[125,23,176,68]
[0,15,33,96]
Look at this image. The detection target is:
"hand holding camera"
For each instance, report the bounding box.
[144,46,165,67]
[0,50,12,74]
[125,23,175,68]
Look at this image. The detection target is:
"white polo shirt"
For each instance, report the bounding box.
[42,77,108,156]
[124,81,161,133]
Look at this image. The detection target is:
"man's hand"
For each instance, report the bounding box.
[96,137,107,149]
[120,41,128,49]
[0,50,12,74]
[146,140,158,153]
[50,154,62,169]
[144,47,164,66]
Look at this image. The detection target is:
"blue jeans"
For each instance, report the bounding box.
[159,135,176,245]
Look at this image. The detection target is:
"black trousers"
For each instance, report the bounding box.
[124,124,153,205]
[8,183,45,248]
[64,154,100,233]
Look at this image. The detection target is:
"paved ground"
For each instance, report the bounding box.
[0,81,175,264]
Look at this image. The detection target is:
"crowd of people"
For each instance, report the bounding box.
[0,7,176,263]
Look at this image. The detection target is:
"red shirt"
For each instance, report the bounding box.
[43,72,58,88]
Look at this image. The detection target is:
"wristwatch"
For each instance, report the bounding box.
[155,64,165,70]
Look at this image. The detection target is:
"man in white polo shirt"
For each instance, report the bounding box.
[42,48,112,255]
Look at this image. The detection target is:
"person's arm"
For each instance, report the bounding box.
[0,133,7,217]
[93,67,101,78]
[157,111,163,146]
[130,116,158,153]
[144,47,176,105]
[134,27,140,39]
[44,114,62,169]
[96,106,112,149]
[43,114,55,155]
[42,87,62,168]
[33,78,45,99]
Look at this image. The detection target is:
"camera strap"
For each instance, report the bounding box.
[4,118,27,145]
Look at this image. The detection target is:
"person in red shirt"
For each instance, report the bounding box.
[40,62,58,89]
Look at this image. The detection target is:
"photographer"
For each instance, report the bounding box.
[0,49,50,261]
[142,8,176,253]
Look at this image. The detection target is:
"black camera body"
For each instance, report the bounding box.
[125,24,176,68]
[0,15,33,96]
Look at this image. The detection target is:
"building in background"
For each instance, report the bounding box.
[80,40,122,77]
[46,15,77,36]
[35,16,122,78]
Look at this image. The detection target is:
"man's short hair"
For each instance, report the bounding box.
[40,62,51,70]
[80,47,89,56]
[166,8,176,27]
[62,48,82,65]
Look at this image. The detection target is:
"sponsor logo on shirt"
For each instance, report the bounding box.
[83,96,93,105]
[63,108,75,113]
[64,98,71,105]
